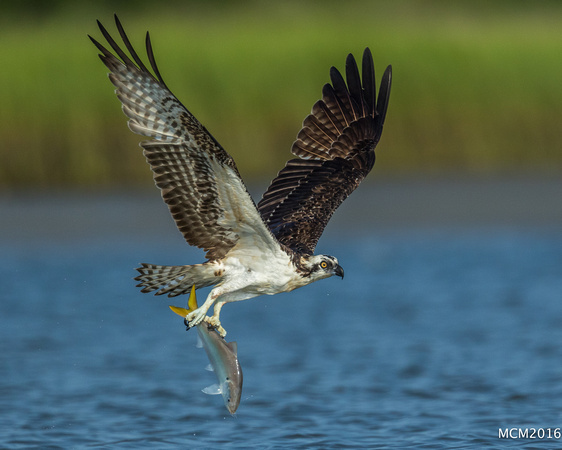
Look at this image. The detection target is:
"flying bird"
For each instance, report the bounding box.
[90,15,392,336]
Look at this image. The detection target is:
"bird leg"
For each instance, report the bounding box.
[185,291,217,328]
[185,290,227,337]
[207,301,227,337]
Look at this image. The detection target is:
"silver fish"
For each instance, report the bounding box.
[170,286,243,414]
[196,322,243,413]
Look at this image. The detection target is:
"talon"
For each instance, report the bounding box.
[216,325,226,338]
[205,315,227,338]
[186,307,206,328]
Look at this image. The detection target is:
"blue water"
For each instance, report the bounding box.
[2,185,562,448]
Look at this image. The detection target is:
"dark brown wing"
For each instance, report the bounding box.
[258,49,392,254]
[90,16,280,261]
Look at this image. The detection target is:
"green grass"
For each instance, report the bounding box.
[1,1,561,188]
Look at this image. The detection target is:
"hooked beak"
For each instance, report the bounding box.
[334,264,344,279]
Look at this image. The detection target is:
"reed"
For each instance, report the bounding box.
[1,2,561,188]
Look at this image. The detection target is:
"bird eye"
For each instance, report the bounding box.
[320,261,328,269]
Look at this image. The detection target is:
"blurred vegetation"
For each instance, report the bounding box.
[1,1,561,189]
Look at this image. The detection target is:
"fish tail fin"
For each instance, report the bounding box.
[169,305,190,317]
[135,262,216,297]
[169,286,199,317]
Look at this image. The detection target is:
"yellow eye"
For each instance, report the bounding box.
[320,261,328,269]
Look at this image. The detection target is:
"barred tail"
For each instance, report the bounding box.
[135,262,218,297]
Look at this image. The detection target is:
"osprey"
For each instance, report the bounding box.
[91,16,392,336]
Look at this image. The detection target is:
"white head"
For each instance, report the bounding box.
[300,255,344,282]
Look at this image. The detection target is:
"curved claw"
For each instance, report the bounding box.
[215,324,227,338]
[186,307,207,327]
[171,286,226,337]
[204,315,227,338]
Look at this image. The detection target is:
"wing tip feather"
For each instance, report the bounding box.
[261,48,392,253]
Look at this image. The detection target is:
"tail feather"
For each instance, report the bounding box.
[135,263,217,297]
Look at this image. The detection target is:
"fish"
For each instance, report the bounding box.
[170,286,243,414]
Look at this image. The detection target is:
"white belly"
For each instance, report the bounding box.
[213,253,306,303]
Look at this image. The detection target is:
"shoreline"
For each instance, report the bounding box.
[2,175,561,244]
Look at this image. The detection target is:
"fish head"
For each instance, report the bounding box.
[222,373,243,414]
[221,343,243,414]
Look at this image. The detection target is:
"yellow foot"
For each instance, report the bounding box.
[204,315,227,338]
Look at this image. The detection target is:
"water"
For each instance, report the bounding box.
[2,179,562,448]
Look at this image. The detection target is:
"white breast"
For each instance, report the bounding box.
[216,248,305,302]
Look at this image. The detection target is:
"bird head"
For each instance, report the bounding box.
[301,255,344,281]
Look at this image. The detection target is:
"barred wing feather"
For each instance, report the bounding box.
[258,49,392,255]
[90,15,278,260]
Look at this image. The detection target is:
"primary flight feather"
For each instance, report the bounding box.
[90,15,392,336]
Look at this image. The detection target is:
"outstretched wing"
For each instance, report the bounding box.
[258,49,392,255]
[90,15,278,261]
